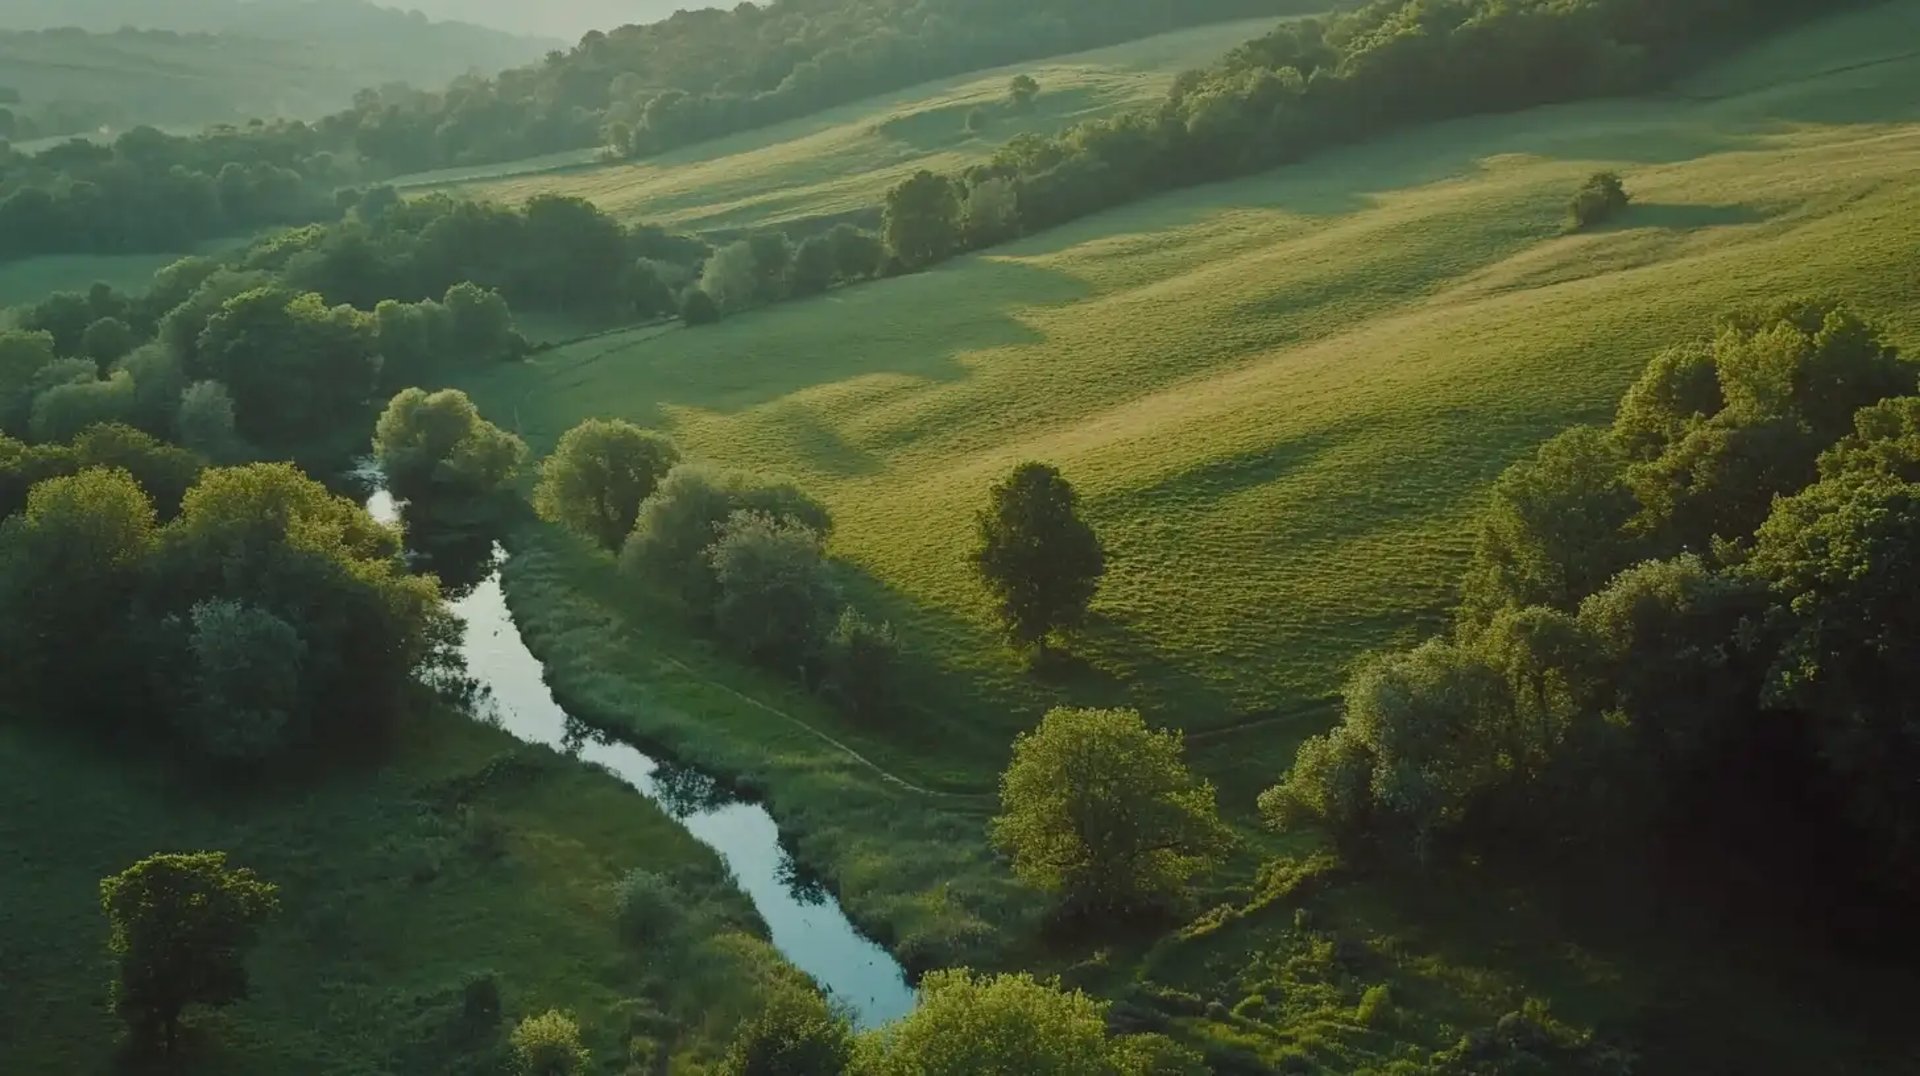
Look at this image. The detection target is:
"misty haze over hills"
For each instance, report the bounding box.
[0,0,712,40]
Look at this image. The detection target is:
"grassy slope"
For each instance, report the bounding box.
[459,4,1920,1067]
[407,18,1288,234]
[0,710,806,1073]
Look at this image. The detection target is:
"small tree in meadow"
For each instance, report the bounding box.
[992,707,1232,915]
[1569,171,1630,230]
[99,852,279,1055]
[973,461,1105,652]
[819,607,903,722]
[1007,74,1041,111]
[708,510,840,672]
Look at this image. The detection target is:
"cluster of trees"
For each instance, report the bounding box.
[325,0,1311,174]
[0,123,341,259]
[872,0,1863,277]
[532,418,905,721]
[373,387,527,503]
[691,222,887,321]
[0,458,447,765]
[1263,298,1920,898]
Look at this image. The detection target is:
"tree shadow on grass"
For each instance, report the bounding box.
[1603,202,1769,233]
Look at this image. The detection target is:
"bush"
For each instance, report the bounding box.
[1569,171,1630,230]
[613,868,680,949]
[175,381,243,462]
[681,287,722,326]
[718,986,854,1076]
[708,510,840,671]
[510,1010,588,1076]
[819,607,903,722]
[29,370,137,444]
[172,598,308,763]
[621,463,831,607]
[372,387,527,501]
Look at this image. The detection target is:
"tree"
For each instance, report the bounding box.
[991,707,1231,915]
[882,170,962,270]
[82,317,137,366]
[960,177,1020,248]
[826,224,884,282]
[701,240,766,314]
[788,235,837,297]
[99,852,279,1055]
[972,462,1105,651]
[1569,171,1628,230]
[682,287,723,326]
[533,419,681,550]
[1008,74,1041,110]
[0,329,59,436]
[372,387,527,500]
[172,599,308,763]
[720,986,854,1076]
[707,510,840,672]
[854,970,1191,1075]
[629,259,677,317]
[819,607,902,722]
[622,462,832,606]
[511,1010,589,1076]
[29,370,138,444]
[191,287,378,449]
[176,380,243,462]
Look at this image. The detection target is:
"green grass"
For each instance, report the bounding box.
[409,18,1290,234]
[0,708,808,1073]
[451,4,1920,1066]
[0,235,258,311]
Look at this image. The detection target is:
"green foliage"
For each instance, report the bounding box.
[788,236,838,298]
[1008,74,1042,110]
[883,170,962,270]
[373,387,528,501]
[0,329,58,435]
[819,607,903,722]
[510,1009,589,1076]
[682,287,724,326]
[992,707,1231,914]
[175,380,243,462]
[1569,171,1630,230]
[719,986,855,1076]
[973,462,1105,651]
[826,224,885,283]
[707,510,840,672]
[621,462,832,607]
[171,599,309,764]
[28,369,137,444]
[190,287,379,451]
[82,316,136,366]
[98,851,279,1054]
[613,868,681,949]
[702,240,772,315]
[855,969,1185,1074]
[533,418,682,550]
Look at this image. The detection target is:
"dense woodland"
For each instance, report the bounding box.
[2,0,1916,1070]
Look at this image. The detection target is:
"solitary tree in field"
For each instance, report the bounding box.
[1569,171,1629,230]
[99,852,279,1055]
[534,418,681,550]
[882,170,961,270]
[992,707,1232,915]
[973,461,1104,651]
[1008,74,1041,111]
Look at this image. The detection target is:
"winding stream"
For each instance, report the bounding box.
[366,488,916,1029]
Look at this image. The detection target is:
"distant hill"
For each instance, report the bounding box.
[397,1,707,41]
[0,0,699,40]
[0,2,555,139]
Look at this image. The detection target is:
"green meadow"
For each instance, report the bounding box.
[447,5,1920,1065]
[408,18,1288,234]
[0,710,802,1072]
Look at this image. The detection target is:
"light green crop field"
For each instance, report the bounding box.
[0,711,800,1072]
[408,18,1290,234]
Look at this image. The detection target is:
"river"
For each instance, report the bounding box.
[365,487,916,1029]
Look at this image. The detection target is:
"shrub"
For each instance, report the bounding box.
[621,462,831,606]
[819,607,902,721]
[681,287,722,326]
[510,1010,588,1076]
[172,598,307,763]
[708,510,840,672]
[718,986,854,1076]
[175,381,242,462]
[613,868,680,948]
[1569,171,1629,230]
[533,419,681,550]
[372,387,527,501]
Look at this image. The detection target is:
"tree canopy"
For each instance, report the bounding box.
[973,462,1105,651]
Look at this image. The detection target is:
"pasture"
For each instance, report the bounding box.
[0,710,796,1072]
[406,18,1289,234]
[449,5,1920,1066]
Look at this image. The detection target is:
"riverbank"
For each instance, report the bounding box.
[495,522,1034,975]
[0,706,804,1072]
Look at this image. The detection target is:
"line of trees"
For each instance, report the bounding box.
[868,0,1867,279]
[1263,297,1920,903]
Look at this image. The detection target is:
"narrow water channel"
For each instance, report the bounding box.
[365,487,916,1029]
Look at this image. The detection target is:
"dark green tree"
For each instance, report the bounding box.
[718,986,854,1076]
[99,852,279,1055]
[707,510,840,672]
[1569,171,1629,230]
[972,462,1105,650]
[882,170,962,270]
[372,387,527,501]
